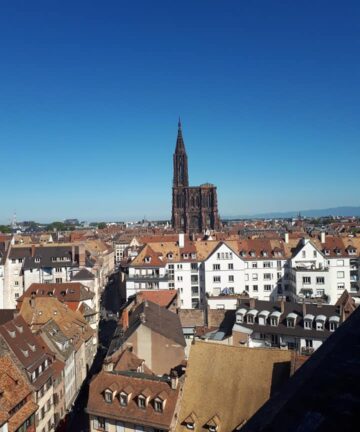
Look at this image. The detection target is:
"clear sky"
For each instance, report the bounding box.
[1,0,359,223]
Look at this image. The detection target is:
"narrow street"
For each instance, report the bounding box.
[65,271,122,431]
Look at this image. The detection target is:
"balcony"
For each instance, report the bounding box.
[293,266,329,272]
[301,347,314,356]
[127,273,169,283]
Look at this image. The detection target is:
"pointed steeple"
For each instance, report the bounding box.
[175,117,186,154]
[173,118,189,187]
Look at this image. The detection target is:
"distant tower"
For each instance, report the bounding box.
[171,120,220,233]
[173,119,189,188]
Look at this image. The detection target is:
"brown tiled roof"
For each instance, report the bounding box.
[87,371,179,429]
[17,282,94,307]
[8,400,38,432]
[113,349,153,374]
[175,341,292,432]
[131,245,165,268]
[136,290,177,308]
[0,316,50,374]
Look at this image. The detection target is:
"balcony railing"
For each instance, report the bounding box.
[301,347,314,356]
[127,273,169,282]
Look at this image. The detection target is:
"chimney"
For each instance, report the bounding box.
[302,301,306,317]
[280,300,285,314]
[79,243,86,267]
[179,233,185,249]
[284,233,289,244]
[31,244,36,257]
[249,298,256,309]
[170,370,179,390]
[321,232,326,244]
[122,309,129,331]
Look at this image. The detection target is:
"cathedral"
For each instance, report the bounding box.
[171,120,220,233]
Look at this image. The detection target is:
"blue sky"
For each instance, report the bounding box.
[1,1,359,222]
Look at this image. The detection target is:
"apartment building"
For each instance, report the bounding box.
[0,315,55,432]
[123,233,360,308]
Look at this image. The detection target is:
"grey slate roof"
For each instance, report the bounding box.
[241,304,360,432]
[71,268,95,281]
[108,301,186,356]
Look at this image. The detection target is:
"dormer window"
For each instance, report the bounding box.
[154,398,163,413]
[144,256,151,263]
[240,251,246,257]
[303,314,314,330]
[329,316,340,332]
[183,253,189,259]
[104,390,113,403]
[315,315,326,331]
[186,423,195,430]
[209,427,217,432]
[270,311,281,326]
[324,249,330,256]
[236,308,247,324]
[335,248,341,256]
[286,313,297,328]
[191,253,197,259]
[347,247,356,255]
[262,251,268,257]
[138,395,146,409]
[250,251,256,257]
[35,258,40,263]
[119,392,128,406]
[167,253,173,260]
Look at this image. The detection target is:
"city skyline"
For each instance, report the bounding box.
[1,1,360,222]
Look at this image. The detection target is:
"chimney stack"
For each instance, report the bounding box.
[31,244,36,257]
[170,370,179,390]
[280,300,285,314]
[179,233,185,249]
[284,233,289,244]
[321,232,326,244]
[302,300,307,317]
[79,243,86,267]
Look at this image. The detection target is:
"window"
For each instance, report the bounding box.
[94,417,106,430]
[186,423,195,430]
[55,278,62,283]
[104,391,112,403]
[245,285,249,291]
[252,274,258,281]
[302,251,306,258]
[119,393,127,406]
[337,283,345,290]
[316,277,325,284]
[154,399,163,412]
[270,317,278,326]
[191,286,199,295]
[316,321,324,331]
[177,264,183,270]
[304,320,312,329]
[302,277,311,285]
[252,262,257,268]
[337,271,344,279]
[228,275,234,282]
[264,273,272,280]
[191,275,198,283]
[228,263,233,270]
[329,321,337,331]
[277,260,282,268]
[213,264,220,271]
[213,276,221,283]
[305,339,313,348]
[11,259,16,264]
[138,396,146,408]
[14,281,19,286]
[177,276,183,281]
[191,263,197,271]
[264,284,271,291]
[35,258,40,263]
[253,285,258,292]
[247,314,254,324]
[55,268,62,273]
[313,251,317,258]
[264,262,271,268]
[287,318,295,328]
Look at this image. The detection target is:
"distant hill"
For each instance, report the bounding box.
[225,206,360,220]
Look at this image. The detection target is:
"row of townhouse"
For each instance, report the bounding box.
[122,233,360,308]
[1,240,114,324]
[0,294,97,432]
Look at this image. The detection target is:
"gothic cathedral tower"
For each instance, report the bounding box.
[171,120,220,233]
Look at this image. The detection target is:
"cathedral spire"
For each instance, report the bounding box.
[173,119,189,187]
[175,117,186,154]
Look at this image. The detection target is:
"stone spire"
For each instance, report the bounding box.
[173,119,189,187]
